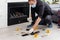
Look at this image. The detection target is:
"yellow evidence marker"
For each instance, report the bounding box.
[45,29,51,35]
[34,34,38,38]
[16,27,22,31]
[16,27,20,31]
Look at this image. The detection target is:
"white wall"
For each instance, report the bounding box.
[0,0,7,28]
[45,0,52,4]
[7,0,28,2]
[0,0,28,28]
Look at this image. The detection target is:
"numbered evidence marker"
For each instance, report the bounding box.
[16,27,22,31]
[41,29,51,37]
[45,29,51,35]
[41,29,50,37]
[16,27,19,31]
[16,27,20,31]
[33,31,40,38]
[15,27,19,35]
[34,33,38,38]
[15,27,22,35]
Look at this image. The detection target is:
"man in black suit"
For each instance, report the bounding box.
[27,0,53,33]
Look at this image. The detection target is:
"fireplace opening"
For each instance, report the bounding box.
[8,2,29,26]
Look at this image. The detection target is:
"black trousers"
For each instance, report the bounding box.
[31,14,52,25]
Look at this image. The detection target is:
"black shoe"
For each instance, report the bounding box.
[27,24,33,28]
[26,24,33,31]
[48,23,52,28]
[27,22,35,28]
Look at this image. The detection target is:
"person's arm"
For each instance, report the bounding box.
[29,17,41,33]
[33,17,41,30]
[29,1,44,33]
[32,2,44,30]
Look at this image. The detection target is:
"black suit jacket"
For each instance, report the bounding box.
[31,0,53,18]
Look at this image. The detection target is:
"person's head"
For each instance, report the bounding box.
[28,0,37,5]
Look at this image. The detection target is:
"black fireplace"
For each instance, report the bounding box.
[8,2,29,26]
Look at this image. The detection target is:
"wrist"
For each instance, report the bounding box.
[33,25,38,30]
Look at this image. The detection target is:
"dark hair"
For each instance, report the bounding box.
[28,0,35,1]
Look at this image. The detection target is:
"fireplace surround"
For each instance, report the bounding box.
[8,2,29,26]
